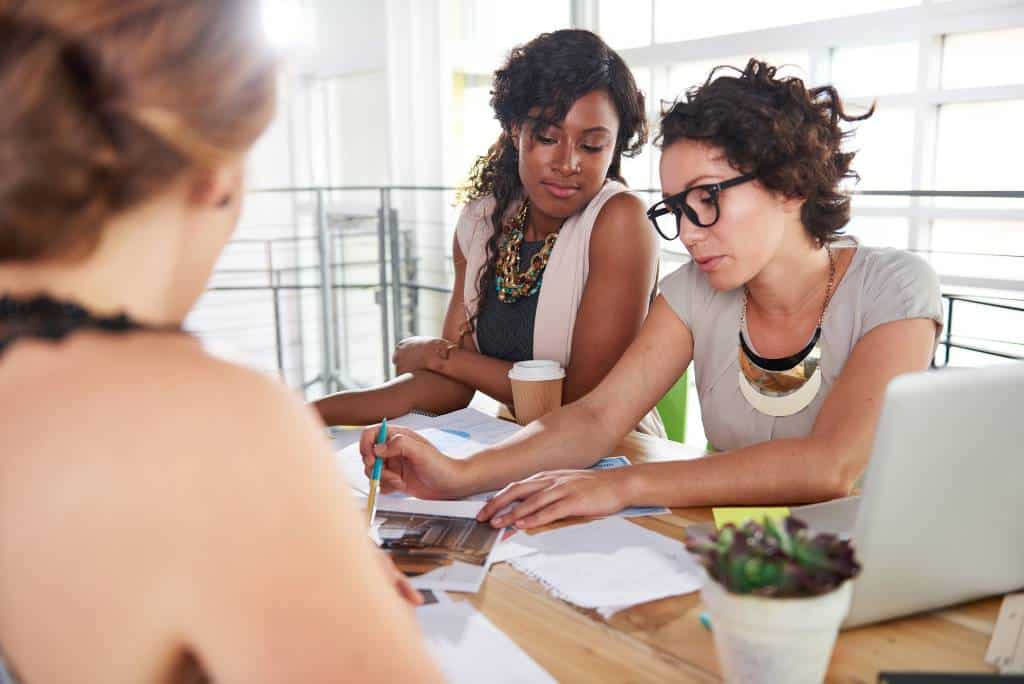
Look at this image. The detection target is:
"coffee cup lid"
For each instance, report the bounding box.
[508,359,566,381]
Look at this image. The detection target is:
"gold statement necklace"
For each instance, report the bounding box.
[737,242,837,417]
[494,198,558,303]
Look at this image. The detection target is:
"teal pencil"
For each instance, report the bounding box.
[366,418,387,527]
[699,611,712,631]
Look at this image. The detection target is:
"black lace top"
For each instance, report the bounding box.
[476,240,544,362]
[0,294,179,359]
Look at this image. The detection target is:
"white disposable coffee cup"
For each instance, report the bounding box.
[508,360,566,426]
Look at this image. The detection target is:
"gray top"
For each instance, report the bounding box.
[659,239,944,451]
[476,240,545,362]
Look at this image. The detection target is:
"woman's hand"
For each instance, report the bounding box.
[392,336,453,375]
[476,468,636,530]
[376,548,423,607]
[359,425,470,499]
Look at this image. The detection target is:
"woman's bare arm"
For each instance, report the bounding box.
[479,317,937,529]
[172,361,445,682]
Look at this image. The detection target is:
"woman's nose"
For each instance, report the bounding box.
[554,142,580,175]
[678,214,707,247]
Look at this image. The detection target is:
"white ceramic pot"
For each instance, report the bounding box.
[700,578,853,684]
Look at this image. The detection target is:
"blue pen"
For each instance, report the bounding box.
[366,418,387,527]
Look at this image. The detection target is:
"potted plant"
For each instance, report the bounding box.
[685,516,861,684]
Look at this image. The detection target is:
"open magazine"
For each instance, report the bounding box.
[365,497,501,593]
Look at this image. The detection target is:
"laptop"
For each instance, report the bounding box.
[791,363,1024,628]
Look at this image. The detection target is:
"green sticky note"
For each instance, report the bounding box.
[713,507,791,530]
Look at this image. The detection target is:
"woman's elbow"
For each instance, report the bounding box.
[816,449,863,501]
[821,470,857,501]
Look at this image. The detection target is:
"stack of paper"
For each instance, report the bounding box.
[508,517,703,617]
[417,596,556,683]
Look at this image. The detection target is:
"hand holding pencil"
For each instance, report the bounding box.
[359,423,472,501]
[366,418,387,527]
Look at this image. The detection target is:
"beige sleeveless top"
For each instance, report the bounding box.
[455,181,666,437]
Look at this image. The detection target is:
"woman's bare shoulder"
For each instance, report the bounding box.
[588,191,658,270]
[5,331,324,466]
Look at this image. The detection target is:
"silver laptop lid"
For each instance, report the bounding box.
[844,363,1024,628]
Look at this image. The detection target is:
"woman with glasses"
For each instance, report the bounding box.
[0,3,443,681]
[314,29,665,436]
[356,60,943,527]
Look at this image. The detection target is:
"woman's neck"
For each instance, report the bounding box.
[524,204,565,241]
[745,234,832,322]
[0,207,182,326]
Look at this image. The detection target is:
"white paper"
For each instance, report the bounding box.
[335,422,495,496]
[417,601,556,683]
[429,407,523,444]
[327,411,439,451]
[986,592,1024,674]
[339,449,373,495]
[509,517,703,615]
[417,427,492,458]
[374,496,485,519]
[490,535,540,564]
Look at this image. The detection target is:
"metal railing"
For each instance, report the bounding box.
[194,185,1024,399]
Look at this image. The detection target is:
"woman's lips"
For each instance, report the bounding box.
[541,181,580,199]
[695,255,725,273]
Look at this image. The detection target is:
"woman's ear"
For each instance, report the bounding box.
[780,193,805,216]
[509,124,523,158]
[188,162,244,209]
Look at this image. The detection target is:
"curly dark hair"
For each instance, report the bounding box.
[656,59,873,244]
[458,29,647,340]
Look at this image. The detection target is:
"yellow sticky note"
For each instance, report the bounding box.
[713,507,791,530]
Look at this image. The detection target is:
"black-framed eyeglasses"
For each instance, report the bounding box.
[646,174,756,241]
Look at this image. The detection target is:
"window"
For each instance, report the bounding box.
[831,41,918,96]
[653,0,920,44]
[619,66,655,190]
[930,220,1024,282]
[448,0,570,47]
[845,217,910,250]
[942,27,1024,90]
[935,100,1024,192]
[448,73,499,186]
[845,106,915,193]
[598,0,651,49]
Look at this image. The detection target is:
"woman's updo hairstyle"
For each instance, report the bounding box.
[0,0,277,262]
[657,59,873,244]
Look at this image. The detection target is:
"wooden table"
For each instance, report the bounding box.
[458,430,1001,683]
